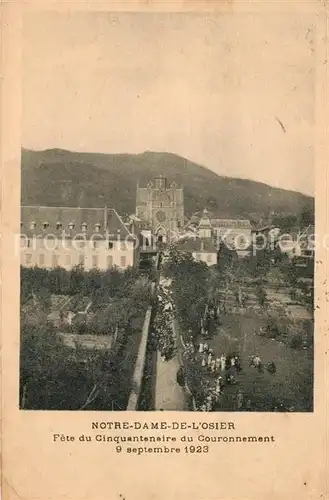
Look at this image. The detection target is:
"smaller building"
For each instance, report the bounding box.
[197,208,213,239]
[293,225,315,259]
[194,209,252,257]
[176,237,218,266]
[210,218,252,251]
[278,225,315,260]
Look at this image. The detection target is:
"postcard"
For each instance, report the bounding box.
[1,1,327,499]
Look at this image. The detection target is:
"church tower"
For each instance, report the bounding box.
[136,175,184,243]
[154,174,167,190]
[198,208,213,239]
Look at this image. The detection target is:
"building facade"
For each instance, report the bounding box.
[136,175,184,243]
[209,218,252,250]
[20,206,138,271]
[197,208,213,239]
[176,238,218,266]
[279,225,315,260]
[195,209,252,252]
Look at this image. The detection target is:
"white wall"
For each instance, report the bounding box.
[198,228,212,238]
[213,227,251,250]
[20,237,136,270]
[192,251,217,266]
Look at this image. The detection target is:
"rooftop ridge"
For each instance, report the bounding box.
[111,208,133,236]
[21,205,116,211]
[21,205,134,237]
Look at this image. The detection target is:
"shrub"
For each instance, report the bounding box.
[289,334,303,349]
[70,315,88,334]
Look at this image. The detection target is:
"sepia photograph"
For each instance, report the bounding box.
[20,10,315,412]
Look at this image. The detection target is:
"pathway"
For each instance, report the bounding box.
[154,349,188,410]
[154,275,188,411]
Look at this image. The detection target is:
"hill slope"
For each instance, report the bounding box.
[21,148,314,222]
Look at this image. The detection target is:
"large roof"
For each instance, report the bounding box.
[20,206,134,240]
[210,218,252,229]
[176,237,217,254]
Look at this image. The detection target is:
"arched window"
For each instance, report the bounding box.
[81,222,87,232]
[43,221,49,230]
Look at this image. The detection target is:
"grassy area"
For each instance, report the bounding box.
[197,312,313,411]
[160,248,314,412]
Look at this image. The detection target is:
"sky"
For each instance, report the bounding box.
[22,11,315,195]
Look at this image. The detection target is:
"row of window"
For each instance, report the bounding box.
[22,221,104,232]
[22,239,128,250]
[212,221,251,229]
[23,254,126,268]
[152,202,174,208]
[213,228,251,235]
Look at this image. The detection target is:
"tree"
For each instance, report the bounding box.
[256,285,267,308]
[20,320,123,410]
[167,253,209,337]
[36,287,52,311]
[68,265,86,295]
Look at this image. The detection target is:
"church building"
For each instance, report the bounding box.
[135,175,184,243]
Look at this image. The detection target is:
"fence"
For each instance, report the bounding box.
[126,306,153,410]
[126,251,162,410]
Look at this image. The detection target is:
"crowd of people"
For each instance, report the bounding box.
[182,304,278,412]
[193,341,245,412]
[152,279,176,361]
[151,274,279,412]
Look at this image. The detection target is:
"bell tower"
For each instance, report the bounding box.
[154,174,167,190]
[135,174,184,243]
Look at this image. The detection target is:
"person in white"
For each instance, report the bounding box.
[237,391,244,409]
[220,354,226,372]
[199,342,204,354]
[254,355,261,368]
[215,376,223,395]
